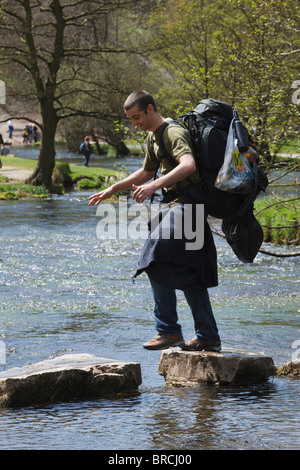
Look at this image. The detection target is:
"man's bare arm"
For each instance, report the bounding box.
[88,167,155,205]
[132,154,196,203]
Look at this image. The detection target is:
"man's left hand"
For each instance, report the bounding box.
[132,183,155,203]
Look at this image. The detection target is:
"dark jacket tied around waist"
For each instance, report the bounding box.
[134,203,218,290]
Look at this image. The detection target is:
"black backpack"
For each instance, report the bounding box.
[158,98,268,218]
[156,98,269,262]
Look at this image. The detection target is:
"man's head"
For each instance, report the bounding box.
[124,90,162,132]
[124,90,157,114]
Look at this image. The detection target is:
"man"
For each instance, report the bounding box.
[88,90,221,352]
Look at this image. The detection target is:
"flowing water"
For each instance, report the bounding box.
[0,151,299,450]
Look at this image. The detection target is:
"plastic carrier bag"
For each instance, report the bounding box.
[222,209,264,263]
[215,119,256,194]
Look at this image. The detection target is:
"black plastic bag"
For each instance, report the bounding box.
[222,209,264,263]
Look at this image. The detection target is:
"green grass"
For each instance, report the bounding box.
[1,154,117,178]
[0,183,49,200]
[0,175,9,183]
[1,154,37,171]
[270,138,300,155]
[69,162,117,180]
[0,154,120,198]
[254,196,300,246]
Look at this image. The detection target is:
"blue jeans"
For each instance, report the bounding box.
[83,152,91,166]
[148,276,220,343]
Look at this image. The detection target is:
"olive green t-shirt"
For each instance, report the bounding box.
[143,119,201,198]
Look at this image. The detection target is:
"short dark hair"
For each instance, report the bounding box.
[124,90,157,113]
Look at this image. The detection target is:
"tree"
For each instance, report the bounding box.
[58,38,157,155]
[146,0,300,160]
[0,0,147,188]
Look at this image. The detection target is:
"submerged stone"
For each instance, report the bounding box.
[158,348,276,386]
[0,353,142,407]
[276,360,300,377]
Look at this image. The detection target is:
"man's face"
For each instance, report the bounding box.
[125,104,154,131]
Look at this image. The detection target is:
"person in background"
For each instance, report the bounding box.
[28,124,33,143]
[0,133,3,166]
[80,136,92,166]
[8,120,13,139]
[23,126,28,144]
[33,125,38,143]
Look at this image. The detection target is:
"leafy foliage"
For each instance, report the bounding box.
[146,0,300,161]
[254,196,300,245]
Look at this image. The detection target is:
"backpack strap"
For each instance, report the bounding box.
[158,121,178,169]
[150,122,175,202]
[154,121,195,202]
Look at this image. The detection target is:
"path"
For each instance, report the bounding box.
[0,166,32,182]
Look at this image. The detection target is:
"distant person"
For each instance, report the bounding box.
[33,125,38,143]
[0,133,3,167]
[8,120,13,139]
[80,136,92,166]
[1,146,9,156]
[23,126,28,144]
[28,124,33,143]
[1,134,9,155]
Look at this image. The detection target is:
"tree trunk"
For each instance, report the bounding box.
[114,141,131,156]
[25,104,58,189]
[90,133,105,155]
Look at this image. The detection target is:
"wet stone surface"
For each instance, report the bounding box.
[158,348,277,386]
[0,354,142,407]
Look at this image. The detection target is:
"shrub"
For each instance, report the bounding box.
[77,177,104,190]
[254,196,300,245]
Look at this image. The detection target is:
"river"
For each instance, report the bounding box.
[0,148,299,450]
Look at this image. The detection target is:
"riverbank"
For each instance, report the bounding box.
[254,196,300,246]
[0,154,119,199]
[1,153,299,247]
[0,114,41,147]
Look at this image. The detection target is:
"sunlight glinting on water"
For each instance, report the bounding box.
[0,184,299,450]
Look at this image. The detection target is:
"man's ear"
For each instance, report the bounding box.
[147,104,154,114]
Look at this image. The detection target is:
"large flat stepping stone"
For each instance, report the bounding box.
[0,354,142,407]
[158,348,276,386]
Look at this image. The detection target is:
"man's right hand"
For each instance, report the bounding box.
[88,186,115,205]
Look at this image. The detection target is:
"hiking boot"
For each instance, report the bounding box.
[181,337,221,352]
[143,333,184,350]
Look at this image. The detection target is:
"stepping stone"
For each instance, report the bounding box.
[0,353,142,407]
[158,348,276,386]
